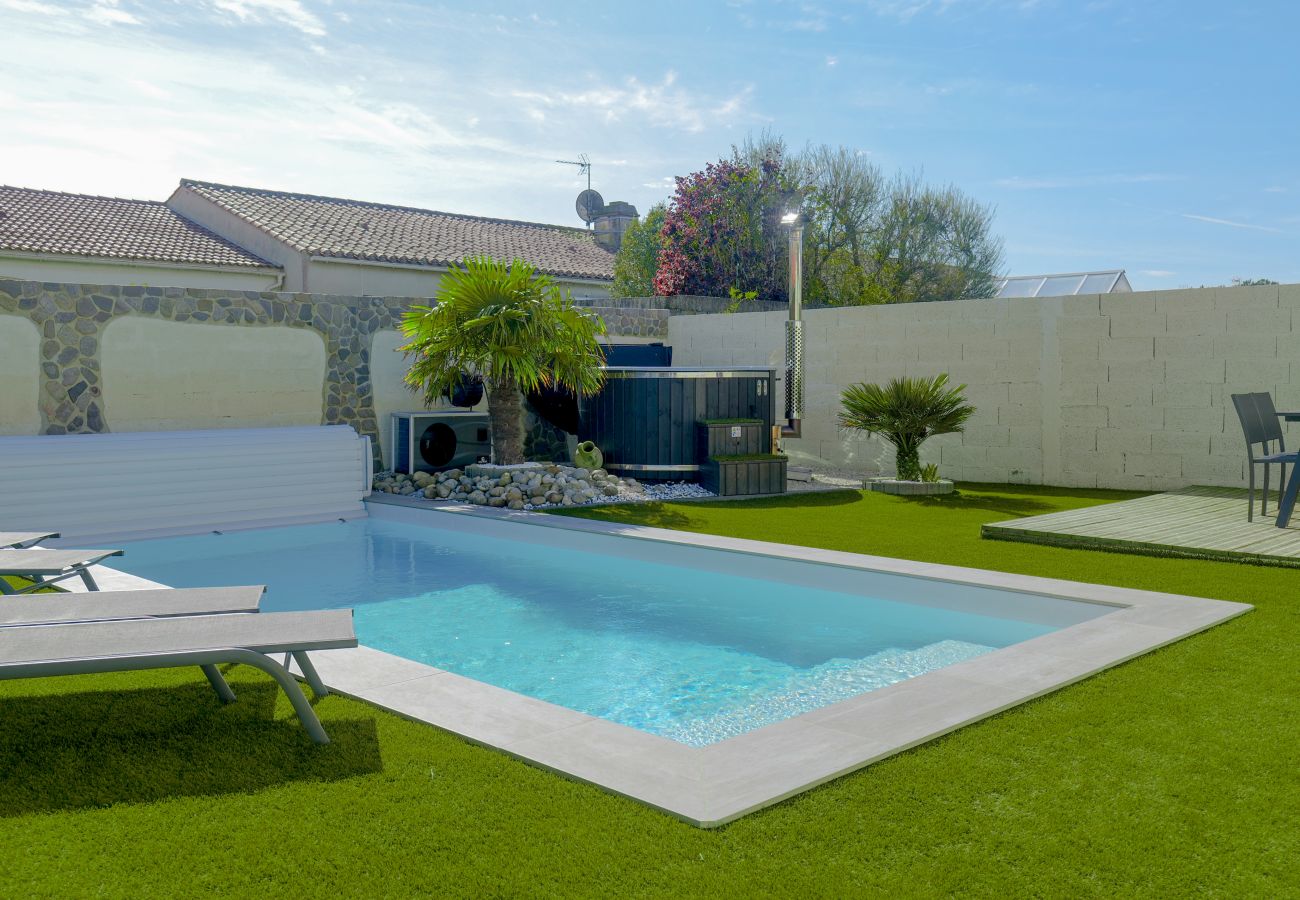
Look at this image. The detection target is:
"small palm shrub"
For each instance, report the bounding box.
[838,374,975,482]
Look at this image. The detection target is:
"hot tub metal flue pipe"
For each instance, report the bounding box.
[782,219,804,439]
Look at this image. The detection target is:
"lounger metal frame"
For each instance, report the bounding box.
[0,548,124,594]
[1,589,352,744]
[0,647,334,743]
[0,531,59,550]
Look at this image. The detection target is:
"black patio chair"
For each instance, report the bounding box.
[1230,392,1298,521]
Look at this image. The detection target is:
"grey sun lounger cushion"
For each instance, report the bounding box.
[0,610,357,665]
[0,547,124,593]
[0,585,265,627]
[0,531,59,549]
[0,609,358,743]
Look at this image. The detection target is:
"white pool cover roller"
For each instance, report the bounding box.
[0,426,371,543]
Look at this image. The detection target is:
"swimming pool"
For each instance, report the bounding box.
[98,500,1249,825]
[114,505,1110,746]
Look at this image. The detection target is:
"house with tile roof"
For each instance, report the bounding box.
[0,181,617,298]
[0,186,282,290]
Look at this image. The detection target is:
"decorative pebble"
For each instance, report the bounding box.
[371,464,716,509]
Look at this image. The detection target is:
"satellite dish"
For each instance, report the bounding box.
[576,189,604,224]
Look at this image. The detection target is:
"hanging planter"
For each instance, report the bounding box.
[445,373,484,408]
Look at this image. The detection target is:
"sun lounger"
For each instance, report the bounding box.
[0,547,124,594]
[0,531,59,549]
[0,585,265,627]
[0,609,357,743]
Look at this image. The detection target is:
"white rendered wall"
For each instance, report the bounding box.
[0,315,40,435]
[0,254,280,291]
[669,283,1300,491]
[100,318,327,432]
[369,328,488,467]
[306,259,610,301]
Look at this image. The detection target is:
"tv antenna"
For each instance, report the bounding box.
[557,154,596,228]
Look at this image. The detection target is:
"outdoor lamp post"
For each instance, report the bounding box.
[780,211,804,440]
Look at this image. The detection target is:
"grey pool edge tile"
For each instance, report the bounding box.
[69,564,167,592]
[288,645,446,691]
[336,661,598,743]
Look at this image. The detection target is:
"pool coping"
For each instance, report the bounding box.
[92,502,1252,827]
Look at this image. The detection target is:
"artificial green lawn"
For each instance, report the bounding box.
[3,485,1297,897]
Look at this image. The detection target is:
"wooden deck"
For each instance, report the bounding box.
[983,485,1300,567]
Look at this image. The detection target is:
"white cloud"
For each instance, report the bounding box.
[0,2,747,225]
[87,1,140,26]
[1264,186,1287,193]
[126,77,171,99]
[0,0,66,14]
[867,0,1042,18]
[1182,213,1283,234]
[788,16,827,31]
[868,1,931,21]
[510,72,752,134]
[825,55,838,67]
[211,0,325,37]
[996,173,1179,189]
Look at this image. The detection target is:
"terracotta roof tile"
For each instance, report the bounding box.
[179,179,615,281]
[0,185,277,269]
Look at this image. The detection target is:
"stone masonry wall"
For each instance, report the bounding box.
[0,280,408,446]
[0,280,664,463]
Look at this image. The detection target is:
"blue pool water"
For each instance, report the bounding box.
[113,515,1102,745]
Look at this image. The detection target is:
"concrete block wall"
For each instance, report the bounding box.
[667,283,1300,490]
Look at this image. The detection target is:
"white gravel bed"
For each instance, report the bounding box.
[371,464,716,510]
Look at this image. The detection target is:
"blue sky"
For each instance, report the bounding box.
[1,0,1296,289]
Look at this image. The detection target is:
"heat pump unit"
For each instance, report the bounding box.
[392,412,492,474]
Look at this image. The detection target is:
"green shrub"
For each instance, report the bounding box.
[838,374,974,481]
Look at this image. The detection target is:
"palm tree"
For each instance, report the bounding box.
[400,257,607,465]
[838,373,975,481]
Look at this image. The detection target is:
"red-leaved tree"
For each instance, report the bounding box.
[653,155,800,302]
